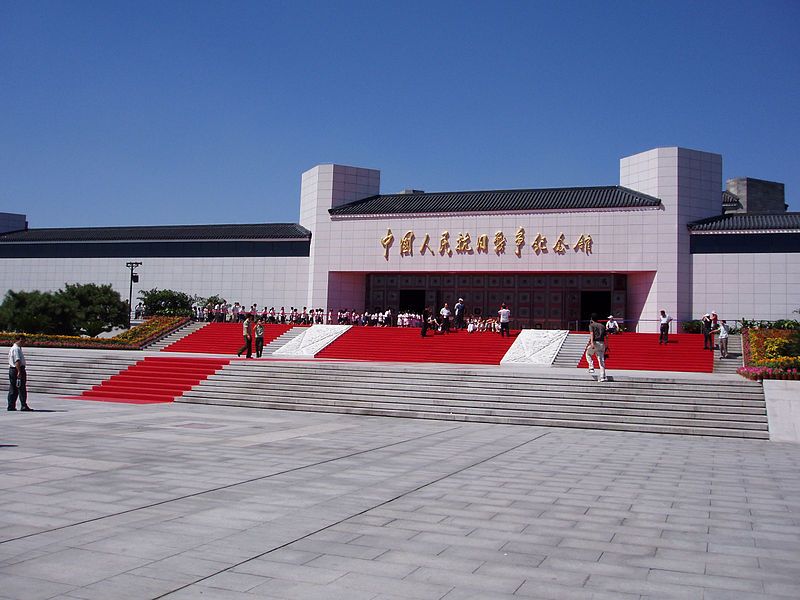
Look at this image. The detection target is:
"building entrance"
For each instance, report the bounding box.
[580,291,612,329]
[398,289,426,313]
[366,272,626,330]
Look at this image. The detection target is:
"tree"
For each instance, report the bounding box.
[0,290,78,335]
[198,294,226,308]
[61,283,128,337]
[138,288,194,316]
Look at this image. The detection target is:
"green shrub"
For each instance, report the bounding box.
[138,288,194,316]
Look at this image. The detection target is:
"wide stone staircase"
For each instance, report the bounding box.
[177,361,769,439]
[144,321,208,351]
[16,348,140,397]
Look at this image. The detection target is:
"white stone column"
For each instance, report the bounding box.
[620,147,721,326]
[299,164,380,311]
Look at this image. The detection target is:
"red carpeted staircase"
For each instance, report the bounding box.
[315,327,517,365]
[77,356,230,403]
[577,333,713,373]
[162,322,294,355]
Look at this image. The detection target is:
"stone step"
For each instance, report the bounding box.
[211,362,764,396]
[145,321,208,351]
[551,333,587,367]
[177,360,767,438]
[181,386,767,423]
[190,377,768,410]
[713,334,744,374]
[16,349,140,395]
[179,397,769,439]
[262,327,307,356]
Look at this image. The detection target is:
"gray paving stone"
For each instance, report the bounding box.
[334,571,452,599]
[1,395,798,600]
[585,573,706,598]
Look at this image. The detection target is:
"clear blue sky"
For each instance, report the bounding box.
[2,0,798,227]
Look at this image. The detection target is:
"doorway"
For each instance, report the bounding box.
[580,291,612,329]
[399,289,426,313]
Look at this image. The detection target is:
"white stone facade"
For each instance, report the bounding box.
[2,148,798,324]
[0,256,309,309]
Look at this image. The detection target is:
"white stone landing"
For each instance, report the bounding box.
[501,329,570,365]
[272,325,351,357]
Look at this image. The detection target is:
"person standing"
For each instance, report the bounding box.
[585,313,608,382]
[237,316,252,358]
[701,313,714,350]
[253,318,265,358]
[713,319,731,359]
[658,309,673,345]
[498,303,511,337]
[421,307,432,337]
[8,334,32,411]
[454,298,465,330]
[604,314,619,357]
[439,303,452,334]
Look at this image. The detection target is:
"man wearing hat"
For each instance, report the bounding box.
[454,298,465,330]
[604,315,619,357]
[605,315,619,335]
[701,313,714,350]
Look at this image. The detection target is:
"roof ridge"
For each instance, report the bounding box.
[330,185,662,216]
[377,184,625,197]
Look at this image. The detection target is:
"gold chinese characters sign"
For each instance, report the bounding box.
[380,227,593,259]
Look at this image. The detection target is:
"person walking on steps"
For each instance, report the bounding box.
[237,315,252,358]
[658,309,673,345]
[586,313,608,382]
[8,334,32,411]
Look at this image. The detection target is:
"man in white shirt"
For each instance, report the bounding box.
[498,303,511,337]
[713,319,731,358]
[658,309,673,345]
[439,303,452,333]
[8,334,32,411]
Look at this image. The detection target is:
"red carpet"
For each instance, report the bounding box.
[315,327,517,365]
[163,322,294,355]
[77,356,230,403]
[577,333,713,373]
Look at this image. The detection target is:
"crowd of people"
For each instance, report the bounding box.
[187,300,517,335]
[196,297,520,353]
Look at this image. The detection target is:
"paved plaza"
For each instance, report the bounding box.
[1,395,799,599]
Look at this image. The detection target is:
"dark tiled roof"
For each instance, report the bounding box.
[329,186,661,216]
[722,190,742,210]
[688,213,800,232]
[0,223,311,243]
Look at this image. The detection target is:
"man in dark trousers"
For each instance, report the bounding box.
[8,334,32,411]
[701,313,714,350]
[454,298,465,330]
[421,307,432,337]
[237,316,252,358]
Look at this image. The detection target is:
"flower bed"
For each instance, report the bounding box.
[738,328,800,381]
[0,316,189,350]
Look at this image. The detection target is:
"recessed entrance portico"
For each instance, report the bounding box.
[365,272,627,329]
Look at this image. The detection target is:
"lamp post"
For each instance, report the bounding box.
[126,261,142,328]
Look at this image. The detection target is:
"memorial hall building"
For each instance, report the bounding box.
[1,146,798,329]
